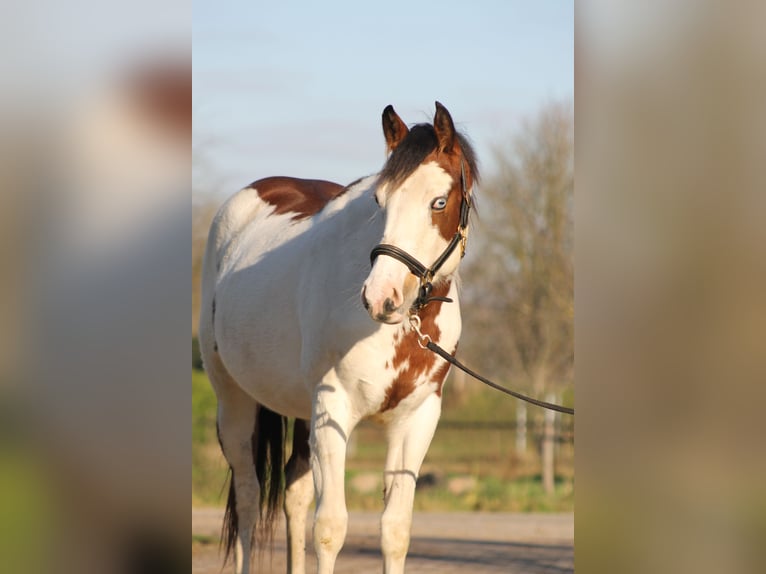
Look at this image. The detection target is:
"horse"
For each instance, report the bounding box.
[198,101,479,574]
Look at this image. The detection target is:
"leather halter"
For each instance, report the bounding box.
[370,160,472,311]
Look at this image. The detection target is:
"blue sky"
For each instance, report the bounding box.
[193,0,573,195]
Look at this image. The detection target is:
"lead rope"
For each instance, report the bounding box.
[408,314,575,416]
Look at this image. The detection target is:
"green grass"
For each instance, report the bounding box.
[192,369,228,506]
[192,369,574,511]
[423,475,573,513]
[343,471,574,513]
[0,447,51,574]
[192,534,216,546]
[192,369,218,444]
[472,474,574,512]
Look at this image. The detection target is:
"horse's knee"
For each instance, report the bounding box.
[284,476,308,508]
[313,509,348,555]
[381,511,411,560]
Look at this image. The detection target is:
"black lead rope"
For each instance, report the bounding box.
[425,340,575,416]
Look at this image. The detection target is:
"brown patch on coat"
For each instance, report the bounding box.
[426,145,475,243]
[379,371,416,413]
[379,281,453,412]
[250,176,347,221]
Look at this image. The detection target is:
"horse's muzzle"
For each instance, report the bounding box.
[361,285,405,324]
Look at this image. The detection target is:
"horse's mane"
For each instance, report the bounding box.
[377,123,480,190]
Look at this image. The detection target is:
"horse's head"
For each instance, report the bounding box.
[362,102,478,324]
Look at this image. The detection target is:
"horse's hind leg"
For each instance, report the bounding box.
[284,418,314,574]
[209,360,260,574]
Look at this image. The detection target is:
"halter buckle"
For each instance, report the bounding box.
[459,227,468,258]
[418,280,432,301]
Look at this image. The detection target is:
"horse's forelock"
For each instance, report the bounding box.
[377,124,438,191]
[377,123,479,193]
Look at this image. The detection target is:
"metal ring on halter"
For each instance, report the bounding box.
[408,313,431,349]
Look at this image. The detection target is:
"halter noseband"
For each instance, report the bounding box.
[369,160,472,311]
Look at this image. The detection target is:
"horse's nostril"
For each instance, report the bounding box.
[361,290,370,310]
[392,286,402,307]
[383,298,397,314]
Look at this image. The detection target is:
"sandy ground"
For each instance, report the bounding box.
[192,507,574,573]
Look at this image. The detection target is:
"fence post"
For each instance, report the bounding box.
[554,393,561,457]
[542,393,556,494]
[516,402,527,454]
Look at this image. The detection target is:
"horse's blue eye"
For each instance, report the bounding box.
[431,197,448,211]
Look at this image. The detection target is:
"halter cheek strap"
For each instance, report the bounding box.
[370,160,472,311]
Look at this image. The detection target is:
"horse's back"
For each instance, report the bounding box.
[204,177,344,274]
[198,176,350,417]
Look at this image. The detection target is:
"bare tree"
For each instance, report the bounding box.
[192,144,225,336]
[461,101,573,399]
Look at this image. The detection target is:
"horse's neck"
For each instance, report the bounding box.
[298,178,380,301]
[311,178,382,264]
[293,181,387,375]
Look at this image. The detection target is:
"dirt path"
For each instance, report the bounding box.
[193,508,573,573]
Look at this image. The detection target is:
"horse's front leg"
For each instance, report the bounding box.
[381,392,442,574]
[310,381,354,574]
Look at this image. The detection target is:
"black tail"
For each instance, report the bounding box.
[217,420,239,567]
[221,466,238,567]
[220,407,287,567]
[254,407,287,546]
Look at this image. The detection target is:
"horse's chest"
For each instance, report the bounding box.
[340,316,458,417]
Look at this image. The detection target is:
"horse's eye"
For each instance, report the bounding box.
[431,197,448,211]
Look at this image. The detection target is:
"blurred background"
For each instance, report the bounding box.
[192,0,574,519]
[1,1,764,573]
[0,1,189,573]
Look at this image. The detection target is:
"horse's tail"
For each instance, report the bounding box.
[221,462,239,566]
[221,406,287,565]
[254,406,287,544]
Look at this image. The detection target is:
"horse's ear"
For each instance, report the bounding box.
[382,105,409,153]
[433,101,456,153]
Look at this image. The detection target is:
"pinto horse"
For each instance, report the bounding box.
[199,102,478,574]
